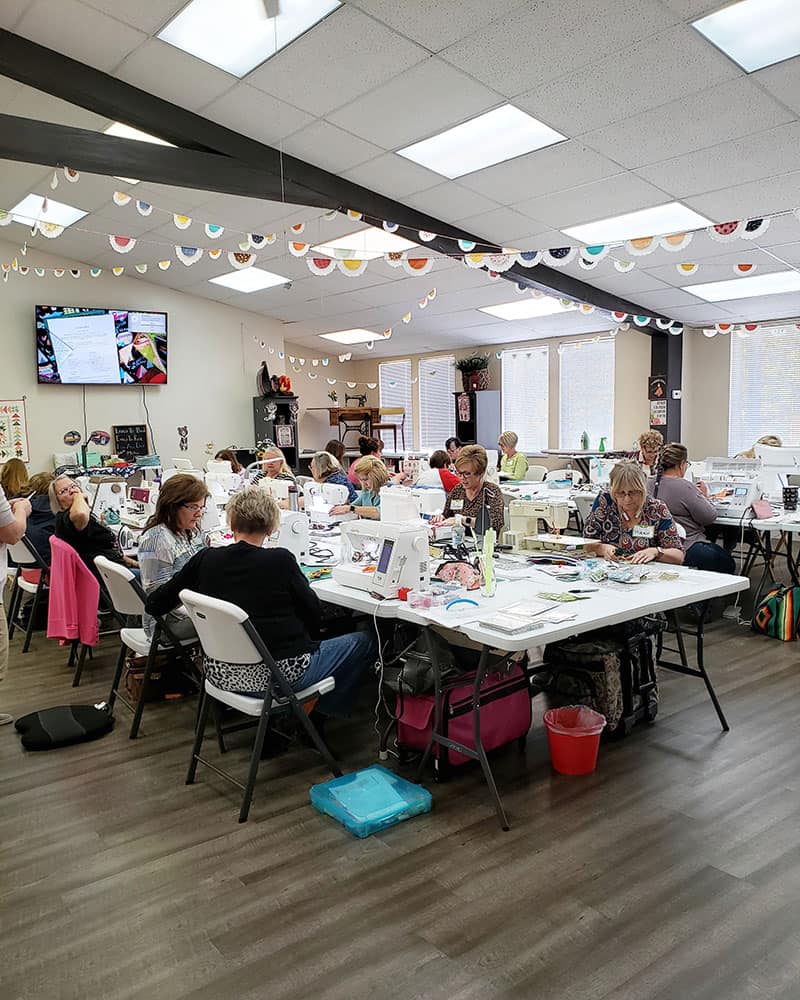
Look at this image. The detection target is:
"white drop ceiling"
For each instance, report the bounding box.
[0,0,799,357]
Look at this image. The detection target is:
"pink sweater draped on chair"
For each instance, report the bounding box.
[47,536,100,647]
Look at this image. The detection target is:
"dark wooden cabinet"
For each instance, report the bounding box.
[253,395,300,472]
[453,390,501,448]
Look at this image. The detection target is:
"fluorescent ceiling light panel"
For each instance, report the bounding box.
[10,194,87,228]
[684,270,800,302]
[104,122,174,146]
[562,202,711,244]
[208,267,290,292]
[397,104,566,179]
[320,328,387,344]
[692,0,800,73]
[158,0,341,77]
[311,227,419,261]
[479,298,571,321]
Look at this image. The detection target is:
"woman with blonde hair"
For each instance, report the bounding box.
[332,456,389,519]
[736,434,782,460]
[636,430,664,475]
[138,473,209,640]
[584,461,683,564]
[253,445,295,483]
[0,458,28,499]
[498,431,528,481]
[145,487,375,719]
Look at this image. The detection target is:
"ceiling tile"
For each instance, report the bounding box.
[15,0,147,73]
[632,287,708,310]
[6,83,111,132]
[343,153,442,199]
[0,160,52,210]
[515,24,741,136]
[201,84,314,146]
[440,0,677,97]
[457,141,622,205]
[247,6,428,117]
[665,302,737,322]
[0,0,30,29]
[636,122,800,198]
[115,39,236,112]
[345,0,529,51]
[683,170,800,220]
[587,271,672,295]
[581,77,794,169]
[280,122,382,174]
[515,173,669,232]
[405,182,499,224]
[80,0,186,33]
[754,56,800,117]
[660,0,725,17]
[714,293,800,323]
[766,243,800,265]
[452,206,538,245]
[328,57,502,149]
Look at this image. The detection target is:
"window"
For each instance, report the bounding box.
[418,355,455,451]
[501,347,549,452]
[559,339,615,449]
[378,359,414,448]
[729,326,800,454]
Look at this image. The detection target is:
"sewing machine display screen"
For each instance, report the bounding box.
[129,487,151,503]
[376,539,394,575]
[734,487,748,497]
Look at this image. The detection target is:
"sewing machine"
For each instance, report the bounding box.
[706,476,760,514]
[205,471,242,495]
[258,477,291,502]
[333,522,430,598]
[400,453,430,485]
[90,479,126,522]
[305,482,357,525]
[503,499,591,552]
[120,485,157,529]
[267,509,309,563]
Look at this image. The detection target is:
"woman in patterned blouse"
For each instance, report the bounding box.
[431,444,505,535]
[584,461,683,565]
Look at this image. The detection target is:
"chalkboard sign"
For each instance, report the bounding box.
[112,424,149,460]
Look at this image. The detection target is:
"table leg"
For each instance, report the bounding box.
[786,533,800,587]
[471,645,510,831]
[658,610,729,732]
[753,529,777,603]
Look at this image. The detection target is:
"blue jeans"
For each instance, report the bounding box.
[292,630,376,717]
[685,541,736,574]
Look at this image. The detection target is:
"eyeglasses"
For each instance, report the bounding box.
[182,503,206,513]
[56,483,75,497]
[458,469,480,478]
[614,490,643,499]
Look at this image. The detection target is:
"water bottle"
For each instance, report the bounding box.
[580,430,589,451]
[452,514,465,548]
[288,484,299,512]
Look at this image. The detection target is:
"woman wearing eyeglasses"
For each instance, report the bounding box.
[138,474,209,640]
[50,474,134,578]
[430,444,505,535]
[583,461,683,565]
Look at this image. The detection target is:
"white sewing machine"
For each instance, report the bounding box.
[205,471,242,495]
[90,479,126,522]
[258,477,291,502]
[333,521,430,598]
[120,485,157,529]
[267,509,309,563]
[503,499,592,552]
[400,453,430,485]
[706,476,760,514]
[305,482,357,525]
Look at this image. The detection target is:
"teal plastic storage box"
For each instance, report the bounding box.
[310,765,432,838]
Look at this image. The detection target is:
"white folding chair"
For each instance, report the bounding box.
[524,464,547,482]
[7,536,49,654]
[94,556,198,738]
[572,493,597,532]
[545,468,583,484]
[180,589,341,822]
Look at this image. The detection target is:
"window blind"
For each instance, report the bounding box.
[378,359,414,447]
[729,327,800,454]
[419,355,455,451]
[501,347,549,452]
[559,339,614,449]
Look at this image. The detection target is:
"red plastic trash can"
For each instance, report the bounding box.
[544,705,606,775]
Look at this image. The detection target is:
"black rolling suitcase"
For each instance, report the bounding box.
[537,619,662,738]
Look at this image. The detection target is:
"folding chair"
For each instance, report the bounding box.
[7,536,49,654]
[180,589,342,822]
[94,556,199,739]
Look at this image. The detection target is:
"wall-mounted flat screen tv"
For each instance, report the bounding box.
[36,305,168,385]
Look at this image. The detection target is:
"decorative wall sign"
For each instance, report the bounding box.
[63,429,81,446]
[177,425,189,451]
[0,400,30,461]
[649,400,667,427]
[648,376,667,401]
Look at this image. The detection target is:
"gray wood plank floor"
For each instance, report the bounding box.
[2,596,800,1000]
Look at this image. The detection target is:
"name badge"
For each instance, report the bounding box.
[450,500,464,511]
[632,524,655,539]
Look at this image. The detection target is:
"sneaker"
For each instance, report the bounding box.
[0,713,13,726]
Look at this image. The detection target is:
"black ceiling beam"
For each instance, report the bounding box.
[0,28,670,330]
[0,114,331,207]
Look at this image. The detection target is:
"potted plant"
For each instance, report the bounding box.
[455,354,490,392]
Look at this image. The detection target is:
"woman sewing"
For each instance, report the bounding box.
[430,445,505,535]
[583,461,683,564]
[331,456,388,520]
[309,451,357,503]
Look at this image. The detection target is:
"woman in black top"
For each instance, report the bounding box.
[49,474,134,577]
[145,488,375,716]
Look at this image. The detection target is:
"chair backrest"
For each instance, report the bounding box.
[525,465,547,482]
[296,475,312,488]
[162,468,204,484]
[94,555,145,616]
[573,494,596,523]
[48,537,101,643]
[8,536,44,569]
[675,521,687,540]
[180,589,264,666]
[546,468,583,484]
